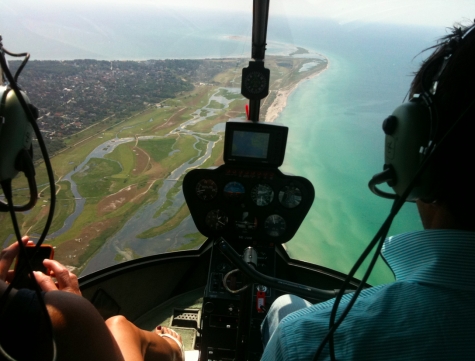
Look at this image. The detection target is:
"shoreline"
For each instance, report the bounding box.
[264,60,329,123]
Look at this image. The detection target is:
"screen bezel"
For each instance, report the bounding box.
[223,120,288,167]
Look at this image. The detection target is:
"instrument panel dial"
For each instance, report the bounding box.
[251,184,274,206]
[279,185,302,208]
[196,179,218,201]
[264,214,286,237]
[205,209,228,231]
[223,181,245,201]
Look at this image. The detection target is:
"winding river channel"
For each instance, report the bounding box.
[45,87,242,275]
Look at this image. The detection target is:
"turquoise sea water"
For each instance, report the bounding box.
[1,6,445,284]
[272,18,441,284]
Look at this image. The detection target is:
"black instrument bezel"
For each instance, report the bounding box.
[183,164,314,244]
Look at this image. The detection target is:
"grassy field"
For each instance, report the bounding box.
[136,203,190,239]
[160,136,200,172]
[105,143,136,179]
[170,232,207,251]
[198,134,221,142]
[187,139,208,164]
[187,114,224,133]
[72,158,123,199]
[216,88,244,100]
[139,138,176,163]
[153,180,183,219]
[208,100,226,109]
[47,181,76,234]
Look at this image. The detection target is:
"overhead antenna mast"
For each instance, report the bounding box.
[241,0,271,122]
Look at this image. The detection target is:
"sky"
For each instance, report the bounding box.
[177,0,475,27]
[8,0,472,27]
[1,0,473,61]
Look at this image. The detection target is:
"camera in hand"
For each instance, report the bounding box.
[14,245,54,289]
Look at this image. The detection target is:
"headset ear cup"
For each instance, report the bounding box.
[0,86,38,212]
[383,99,435,201]
[0,87,33,182]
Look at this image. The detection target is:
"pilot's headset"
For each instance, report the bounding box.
[0,43,38,212]
[369,23,475,202]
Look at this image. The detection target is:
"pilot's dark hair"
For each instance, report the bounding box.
[410,21,475,230]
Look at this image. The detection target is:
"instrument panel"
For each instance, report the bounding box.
[183,164,314,243]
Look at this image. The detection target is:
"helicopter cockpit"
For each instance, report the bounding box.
[1,1,474,361]
[0,2,366,359]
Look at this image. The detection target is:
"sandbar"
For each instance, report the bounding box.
[264,59,329,123]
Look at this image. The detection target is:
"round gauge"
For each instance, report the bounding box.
[279,185,302,209]
[196,179,218,201]
[235,211,258,233]
[251,184,274,206]
[244,71,268,94]
[264,214,287,237]
[205,209,228,231]
[223,181,245,201]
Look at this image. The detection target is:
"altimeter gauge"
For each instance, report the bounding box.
[205,209,228,231]
[279,185,302,208]
[264,214,286,237]
[251,184,274,206]
[196,179,218,201]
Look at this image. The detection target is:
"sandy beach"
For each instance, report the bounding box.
[264,60,329,123]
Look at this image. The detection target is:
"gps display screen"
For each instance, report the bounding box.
[232,130,270,159]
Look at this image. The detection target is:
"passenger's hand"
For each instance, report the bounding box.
[34,259,82,296]
[0,236,32,283]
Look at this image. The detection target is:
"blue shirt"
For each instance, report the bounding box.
[261,230,475,360]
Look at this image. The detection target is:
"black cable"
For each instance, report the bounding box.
[1,47,29,83]
[0,40,57,361]
[0,44,56,248]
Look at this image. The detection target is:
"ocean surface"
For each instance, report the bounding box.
[1,6,445,284]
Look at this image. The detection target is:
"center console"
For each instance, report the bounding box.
[200,241,276,361]
[182,120,315,360]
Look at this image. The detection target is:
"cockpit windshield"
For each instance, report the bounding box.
[1,1,474,285]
